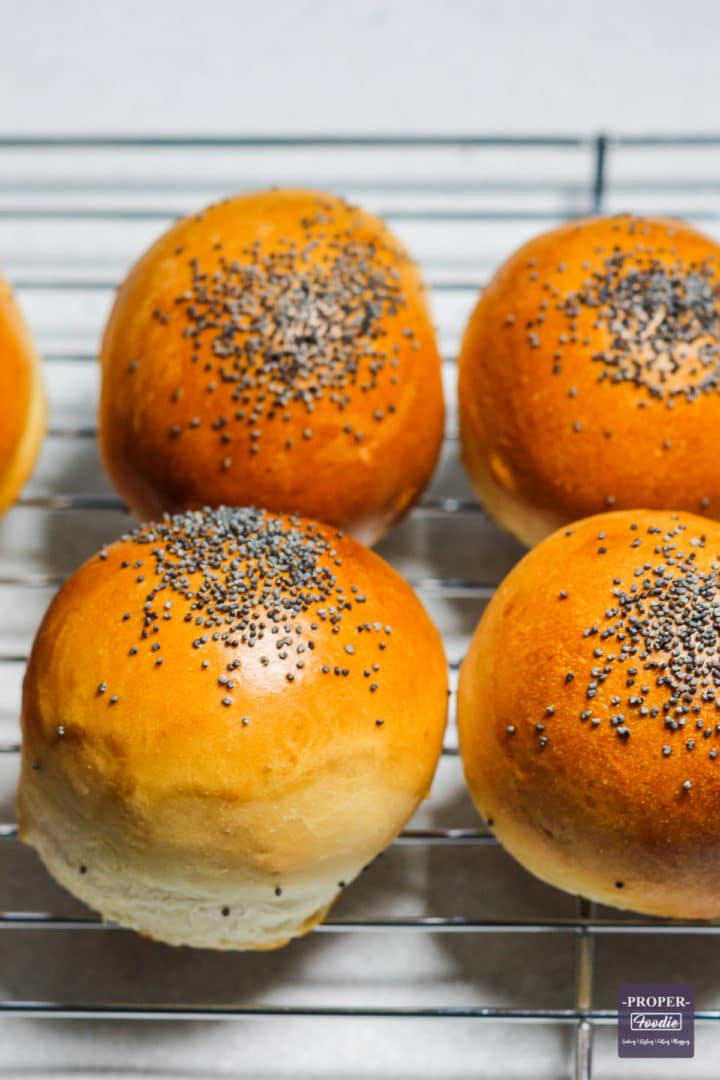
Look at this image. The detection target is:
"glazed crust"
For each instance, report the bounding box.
[459,509,720,919]
[459,215,720,546]
[99,189,445,545]
[0,275,46,514]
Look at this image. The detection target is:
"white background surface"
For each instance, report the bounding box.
[2,3,720,1079]
[0,0,719,137]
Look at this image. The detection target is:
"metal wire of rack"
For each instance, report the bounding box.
[3,133,720,1079]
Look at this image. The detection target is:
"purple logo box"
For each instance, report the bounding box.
[618,983,694,1058]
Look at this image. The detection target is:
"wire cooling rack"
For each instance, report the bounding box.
[4,134,720,1079]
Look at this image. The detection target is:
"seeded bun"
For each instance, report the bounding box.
[0,274,46,514]
[458,509,720,918]
[99,189,445,545]
[18,507,448,949]
[459,214,720,547]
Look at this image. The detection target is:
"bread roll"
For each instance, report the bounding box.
[459,214,720,546]
[459,509,720,918]
[0,274,46,514]
[99,189,445,544]
[18,506,448,949]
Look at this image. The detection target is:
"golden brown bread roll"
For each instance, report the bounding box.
[99,189,445,544]
[459,509,720,918]
[18,506,448,949]
[0,274,46,514]
[459,214,720,547]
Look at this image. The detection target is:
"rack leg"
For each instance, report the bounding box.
[574,897,595,1080]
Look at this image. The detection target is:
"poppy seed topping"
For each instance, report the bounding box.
[148,197,416,459]
[85,507,393,715]
[534,514,720,799]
